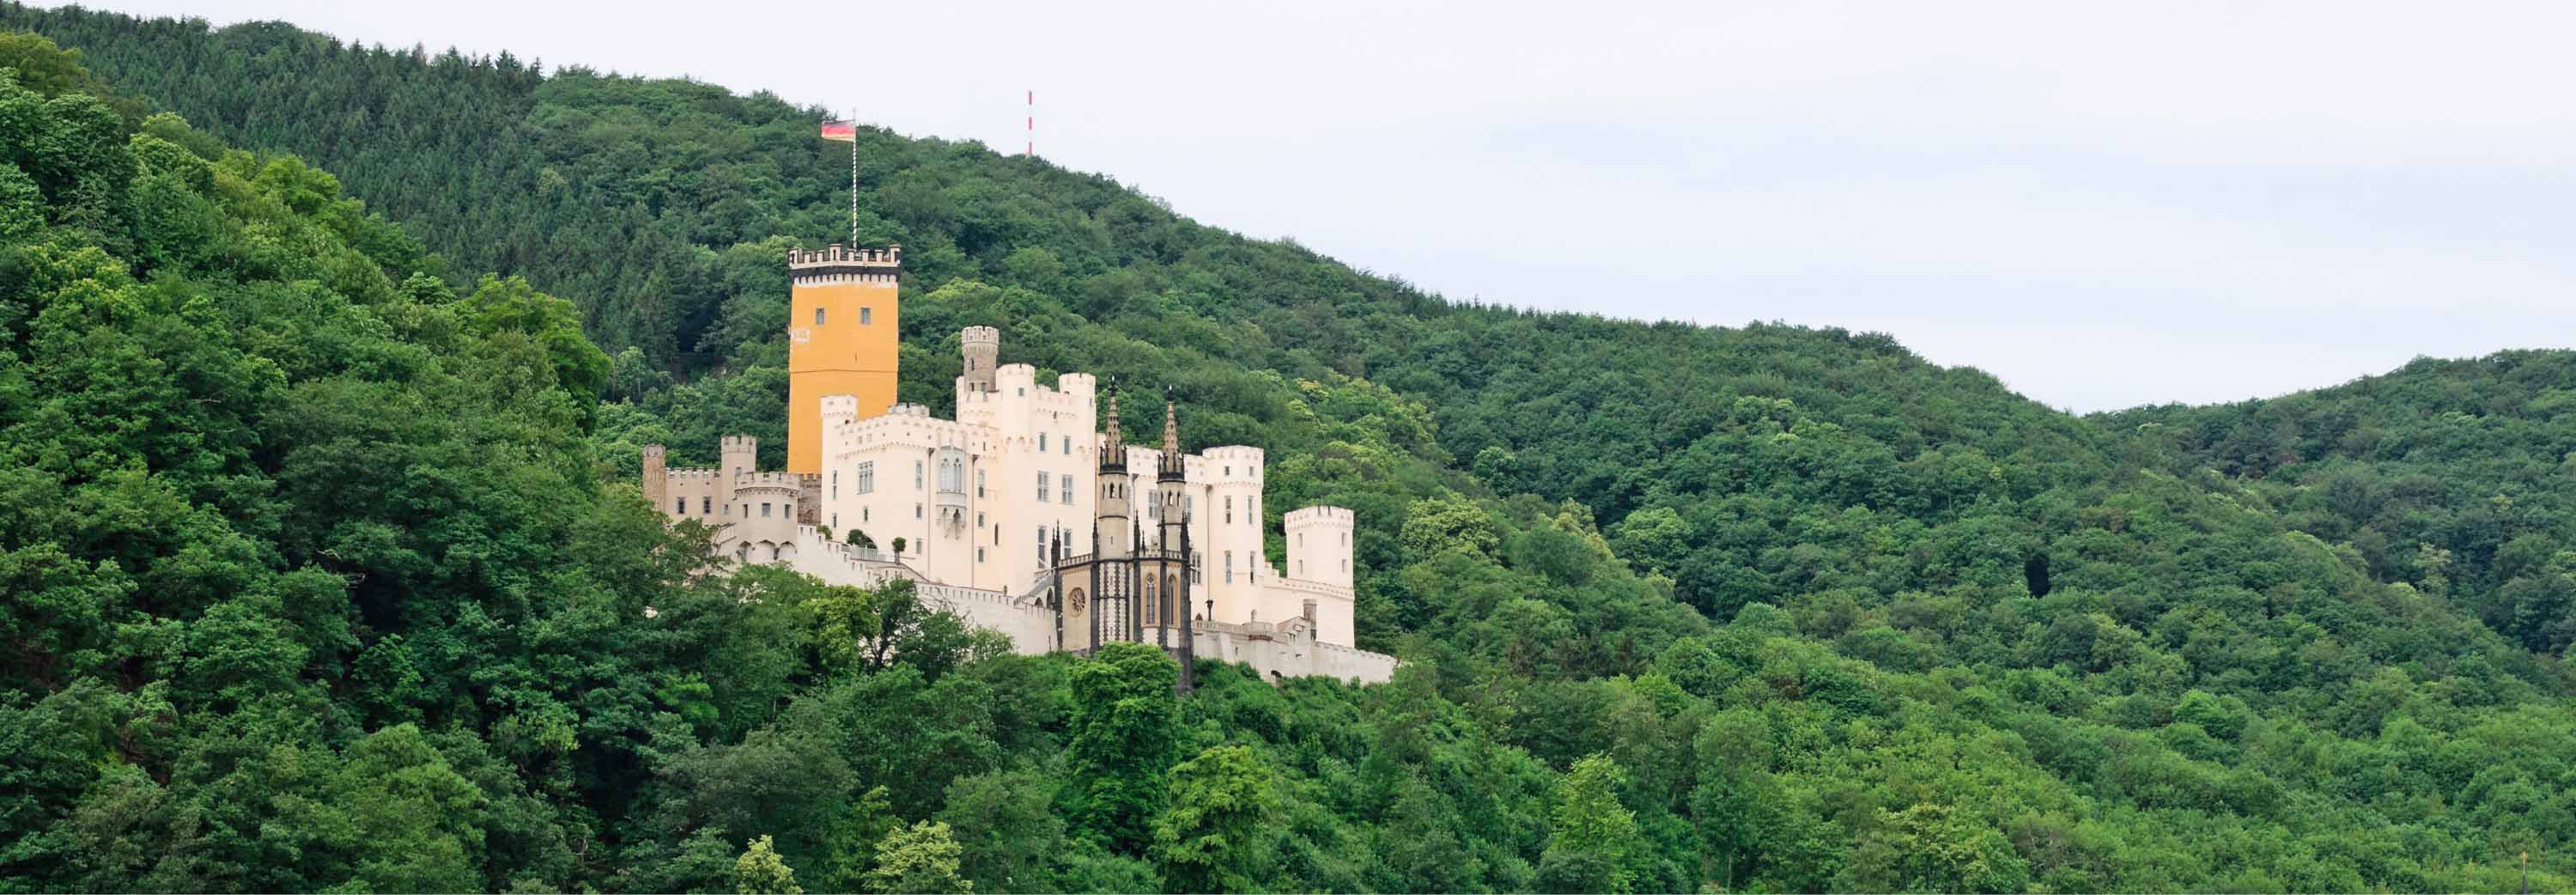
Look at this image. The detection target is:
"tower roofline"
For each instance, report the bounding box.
[788,242,902,282]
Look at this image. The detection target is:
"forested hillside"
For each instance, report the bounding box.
[3,8,2574,893]
[2109,351,2576,661]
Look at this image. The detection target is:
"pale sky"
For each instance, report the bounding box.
[64,1,2576,412]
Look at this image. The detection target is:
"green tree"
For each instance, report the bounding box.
[732,835,804,895]
[1152,744,1277,893]
[1065,642,1180,853]
[864,820,973,894]
[939,769,1065,894]
[1540,753,1639,893]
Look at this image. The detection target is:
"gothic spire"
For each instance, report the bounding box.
[1159,387,1184,479]
[1101,377,1124,466]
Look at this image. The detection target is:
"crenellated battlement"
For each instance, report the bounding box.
[1186,448,1267,484]
[737,472,804,491]
[788,242,902,285]
[1285,505,1355,528]
[787,242,902,268]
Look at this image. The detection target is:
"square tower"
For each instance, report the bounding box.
[787,243,902,474]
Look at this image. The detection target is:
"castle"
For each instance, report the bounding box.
[641,243,1395,685]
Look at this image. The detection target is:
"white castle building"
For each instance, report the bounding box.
[641,244,1394,685]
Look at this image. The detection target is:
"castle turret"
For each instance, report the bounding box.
[720,435,756,513]
[1200,445,1267,621]
[641,444,668,513]
[721,435,756,484]
[1285,506,1356,588]
[1285,505,1358,647]
[787,242,902,474]
[962,326,999,394]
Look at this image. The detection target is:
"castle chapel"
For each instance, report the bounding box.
[641,244,1395,684]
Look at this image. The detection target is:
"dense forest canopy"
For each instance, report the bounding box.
[2,7,2574,892]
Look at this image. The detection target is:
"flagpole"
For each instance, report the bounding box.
[848,109,859,245]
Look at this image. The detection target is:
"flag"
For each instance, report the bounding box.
[819,119,857,143]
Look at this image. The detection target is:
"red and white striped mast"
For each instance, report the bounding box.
[1025,89,1035,156]
[848,107,859,244]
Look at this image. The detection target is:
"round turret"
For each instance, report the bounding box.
[962,326,1000,393]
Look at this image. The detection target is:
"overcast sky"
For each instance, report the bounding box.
[68,1,2576,411]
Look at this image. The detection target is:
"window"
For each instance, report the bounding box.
[914,460,923,490]
[1036,527,1047,563]
[1225,551,1234,583]
[1035,471,1049,503]
[975,511,985,527]
[977,548,986,563]
[814,307,826,325]
[831,513,838,528]
[1224,496,1233,524]
[761,502,772,518]
[1250,497,1258,521]
[856,462,875,494]
[976,469,986,497]
[1060,474,1073,503]
[1185,495,1194,523]
[1303,600,1316,622]
[1039,433,1048,452]
[863,507,870,521]
[860,306,873,325]
[830,470,838,498]
[675,498,686,514]
[702,496,711,514]
[1192,551,1203,584]
[1063,436,1072,456]
[914,503,923,519]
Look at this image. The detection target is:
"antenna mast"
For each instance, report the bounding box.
[1025,89,1034,156]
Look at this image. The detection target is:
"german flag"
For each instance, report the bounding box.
[819,119,858,142]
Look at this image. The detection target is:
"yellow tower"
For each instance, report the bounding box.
[786,243,902,474]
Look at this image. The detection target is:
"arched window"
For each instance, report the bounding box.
[1143,576,1157,624]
